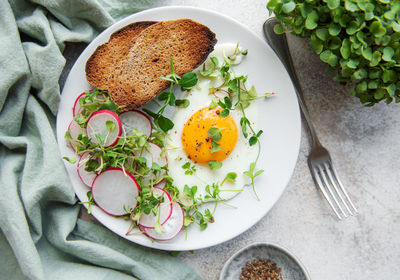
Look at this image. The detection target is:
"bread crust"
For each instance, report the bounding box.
[86,19,217,110]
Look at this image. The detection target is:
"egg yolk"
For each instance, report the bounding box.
[181,107,238,164]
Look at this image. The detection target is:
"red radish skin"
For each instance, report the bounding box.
[142,202,184,241]
[73,92,85,117]
[86,110,122,148]
[68,119,85,151]
[91,168,140,216]
[139,187,173,228]
[73,92,106,116]
[77,152,97,188]
[119,110,152,139]
[68,119,84,140]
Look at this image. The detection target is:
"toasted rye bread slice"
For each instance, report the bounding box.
[106,19,217,110]
[85,21,157,90]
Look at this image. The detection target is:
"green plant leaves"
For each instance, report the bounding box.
[346,21,359,35]
[328,24,341,36]
[268,0,400,105]
[305,10,319,30]
[345,0,359,12]
[282,1,296,13]
[179,72,198,89]
[316,28,329,40]
[320,50,338,67]
[208,160,222,170]
[361,47,372,61]
[327,0,340,9]
[370,21,387,37]
[382,47,395,62]
[273,23,286,34]
[352,69,368,81]
[340,38,351,59]
[156,115,174,132]
[370,51,381,67]
[382,70,397,83]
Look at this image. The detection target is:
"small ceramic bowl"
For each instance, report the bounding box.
[219,242,310,280]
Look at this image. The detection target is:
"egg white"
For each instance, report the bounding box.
[166,43,259,201]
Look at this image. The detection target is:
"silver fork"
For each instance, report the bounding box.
[263,18,358,219]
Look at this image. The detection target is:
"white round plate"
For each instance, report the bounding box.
[56,6,300,251]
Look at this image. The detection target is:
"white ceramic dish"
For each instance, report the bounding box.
[56,6,301,251]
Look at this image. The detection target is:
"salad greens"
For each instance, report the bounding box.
[64,44,269,236]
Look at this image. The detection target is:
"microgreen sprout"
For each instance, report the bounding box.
[208,160,222,170]
[198,47,266,198]
[182,162,196,175]
[143,57,198,132]
[221,172,237,185]
[73,87,120,127]
[208,127,224,154]
[78,191,96,214]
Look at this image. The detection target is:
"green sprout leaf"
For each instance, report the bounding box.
[175,99,190,108]
[157,115,174,132]
[182,162,196,175]
[179,72,198,89]
[62,157,76,164]
[106,120,116,132]
[222,172,237,185]
[208,127,222,142]
[208,161,222,170]
[100,99,119,112]
[220,109,230,117]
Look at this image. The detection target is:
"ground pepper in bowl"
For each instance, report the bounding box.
[239,258,283,280]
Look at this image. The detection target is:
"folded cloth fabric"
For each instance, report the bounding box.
[0,1,202,279]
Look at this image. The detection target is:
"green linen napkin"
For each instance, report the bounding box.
[0,1,202,279]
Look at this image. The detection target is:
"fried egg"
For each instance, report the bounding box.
[166,43,259,201]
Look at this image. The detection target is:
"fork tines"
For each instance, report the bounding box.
[310,161,358,220]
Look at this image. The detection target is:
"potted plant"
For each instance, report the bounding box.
[267,0,400,106]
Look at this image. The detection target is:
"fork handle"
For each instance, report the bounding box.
[264,19,321,147]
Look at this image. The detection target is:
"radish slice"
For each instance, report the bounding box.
[139,187,172,228]
[68,120,85,151]
[138,142,167,184]
[86,110,122,147]
[119,110,152,138]
[73,91,106,116]
[68,119,84,140]
[140,142,167,168]
[77,152,97,188]
[142,202,184,241]
[92,168,139,216]
[73,92,85,116]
